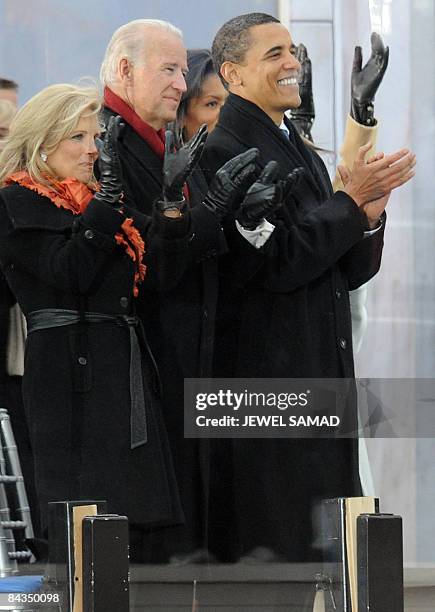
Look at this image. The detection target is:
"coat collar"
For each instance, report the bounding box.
[102,106,206,208]
[102,106,164,194]
[1,184,74,231]
[104,87,166,157]
[218,93,329,200]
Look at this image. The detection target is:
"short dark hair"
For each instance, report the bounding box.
[174,49,216,143]
[212,13,279,84]
[0,78,18,91]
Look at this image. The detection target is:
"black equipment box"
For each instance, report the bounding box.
[357,513,404,612]
[82,514,129,612]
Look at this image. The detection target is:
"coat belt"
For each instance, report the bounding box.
[26,308,147,448]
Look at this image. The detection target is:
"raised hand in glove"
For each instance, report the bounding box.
[351,32,389,126]
[289,43,315,141]
[236,162,304,230]
[202,148,259,220]
[160,124,208,213]
[94,115,124,207]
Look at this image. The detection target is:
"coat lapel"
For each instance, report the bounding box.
[119,124,164,192]
[102,107,163,194]
[218,94,328,202]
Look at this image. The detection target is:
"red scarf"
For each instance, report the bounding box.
[104,87,190,200]
[6,171,146,296]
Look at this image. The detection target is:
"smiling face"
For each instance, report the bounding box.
[223,22,301,125]
[124,31,188,129]
[46,113,100,183]
[184,73,228,140]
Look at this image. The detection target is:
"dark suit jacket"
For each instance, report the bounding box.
[201,93,386,562]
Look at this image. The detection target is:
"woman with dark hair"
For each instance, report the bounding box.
[175,49,227,144]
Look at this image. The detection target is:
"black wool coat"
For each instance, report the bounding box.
[101,107,227,559]
[0,185,192,536]
[201,93,386,562]
[0,272,38,532]
[0,271,14,405]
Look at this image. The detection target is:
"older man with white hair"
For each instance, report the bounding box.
[99,19,265,563]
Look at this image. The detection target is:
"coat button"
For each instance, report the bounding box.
[120,297,128,308]
[335,289,342,299]
[78,356,87,365]
[84,229,94,239]
[339,338,347,350]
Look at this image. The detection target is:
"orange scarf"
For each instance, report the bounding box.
[6,171,146,296]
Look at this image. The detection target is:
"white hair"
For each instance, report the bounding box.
[100,19,183,86]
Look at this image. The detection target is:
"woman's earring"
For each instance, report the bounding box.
[40,151,47,162]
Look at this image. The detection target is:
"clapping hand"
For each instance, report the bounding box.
[351,32,389,125]
[289,43,315,141]
[95,115,125,207]
[236,162,304,230]
[338,142,416,227]
[161,124,208,207]
[202,148,259,220]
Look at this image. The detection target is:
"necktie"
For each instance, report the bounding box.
[279,121,294,143]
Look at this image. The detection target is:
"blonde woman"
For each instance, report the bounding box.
[0,83,198,555]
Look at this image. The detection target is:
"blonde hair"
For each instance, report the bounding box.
[0,83,101,187]
[100,19,183,86]
[0,99,16,127]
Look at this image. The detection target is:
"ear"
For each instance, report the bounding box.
[220,61,242,88]
[119,58,133,83]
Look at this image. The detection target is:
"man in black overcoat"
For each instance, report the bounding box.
[201,13,415,563]
[99,19,262,562]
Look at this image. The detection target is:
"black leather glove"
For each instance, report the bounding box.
[202,148,259,221]
[160,124,208,213]
[236,162,304,230]
[289,43,315,142]
[94,115,124,207]
[351,32,389,126]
